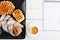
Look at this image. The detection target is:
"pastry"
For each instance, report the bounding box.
[8,22,23,36]
[0,1,15,15]
[12,9,24,23]
[1,15,23,36]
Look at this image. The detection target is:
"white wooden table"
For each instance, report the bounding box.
[24,0,43,40]
[23,0,60,40]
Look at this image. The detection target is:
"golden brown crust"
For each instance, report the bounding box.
[12,9,24,23]
[0,1,15,15]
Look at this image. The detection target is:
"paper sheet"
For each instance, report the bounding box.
[44,2,60,30]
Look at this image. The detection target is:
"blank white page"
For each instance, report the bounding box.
[44,2,60,30]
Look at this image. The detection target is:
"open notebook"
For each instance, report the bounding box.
[44,2,60,30]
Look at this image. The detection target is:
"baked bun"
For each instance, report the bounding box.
[8,23,23,37]
[12,26,22,36]
[0,1,15,15]
[12,9,24,23]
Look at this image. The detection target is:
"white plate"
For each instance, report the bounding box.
[26,22,40,38]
